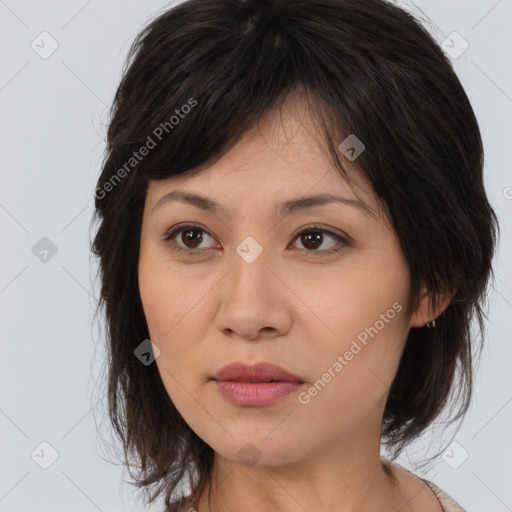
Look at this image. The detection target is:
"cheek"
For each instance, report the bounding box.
[294,258,410,412]
[295,309,408,439]
[138,249,213,393]
[138,245,196,339]
[295,258,409,343]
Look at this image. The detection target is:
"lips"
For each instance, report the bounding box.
[212,361,304,383]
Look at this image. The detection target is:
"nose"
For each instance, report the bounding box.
[214,242,292,341]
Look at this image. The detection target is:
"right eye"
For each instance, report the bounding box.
[163,224,218,254]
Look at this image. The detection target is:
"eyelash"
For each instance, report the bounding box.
[162,223,350,257]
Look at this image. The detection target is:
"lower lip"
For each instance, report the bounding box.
[213,380,304,407]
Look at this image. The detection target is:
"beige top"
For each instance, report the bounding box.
[422,479,466,512]
[392,461,466,511]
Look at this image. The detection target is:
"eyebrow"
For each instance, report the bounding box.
[151,190,376,220]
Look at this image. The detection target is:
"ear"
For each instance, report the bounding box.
[409,285,456,328]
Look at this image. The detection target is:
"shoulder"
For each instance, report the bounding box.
[390,461,466,512]
[422,479,467,512]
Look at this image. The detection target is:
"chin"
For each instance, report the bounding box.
[209,434,307,468]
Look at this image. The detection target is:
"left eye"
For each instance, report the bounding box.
[163,224,350,256]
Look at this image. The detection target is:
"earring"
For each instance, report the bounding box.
[426,319,436,328]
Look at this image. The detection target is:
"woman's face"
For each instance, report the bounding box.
[138,100,430,467]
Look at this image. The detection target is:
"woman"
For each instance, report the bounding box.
[91,1,499,510]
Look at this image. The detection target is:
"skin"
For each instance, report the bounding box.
[138,95,452,512]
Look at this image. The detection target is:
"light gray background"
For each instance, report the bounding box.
[1,0,511,510]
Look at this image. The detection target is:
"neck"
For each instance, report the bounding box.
[193,440,407,512]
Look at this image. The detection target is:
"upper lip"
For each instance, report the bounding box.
[212,361,304,383]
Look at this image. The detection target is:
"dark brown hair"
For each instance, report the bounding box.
[90,0,499,509]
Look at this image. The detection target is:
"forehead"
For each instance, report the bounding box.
[145,96,378,217]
